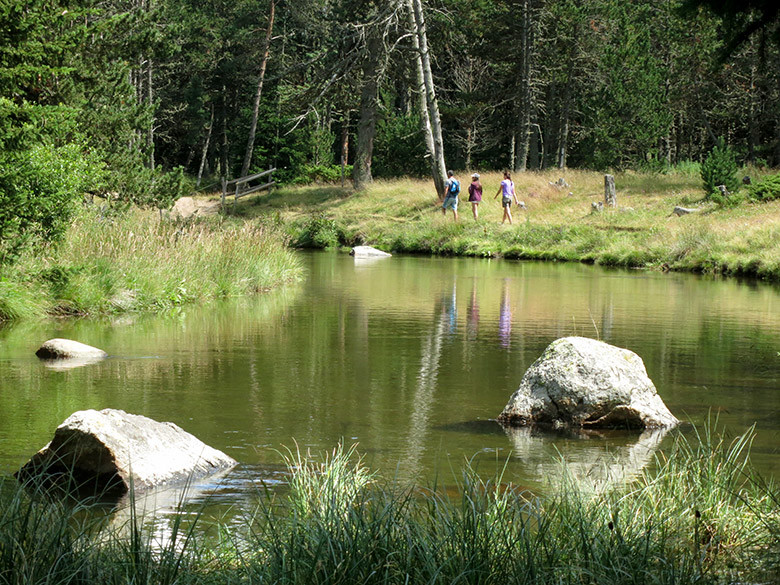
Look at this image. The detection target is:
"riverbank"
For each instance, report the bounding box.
[0,206,301,321]
[2,428,778,584]
[238,169,780,280]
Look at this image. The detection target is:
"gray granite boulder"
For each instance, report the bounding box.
[498,337,679,429]
[18,409,237,494]
[36,338,108,360]
[350,245,391,258]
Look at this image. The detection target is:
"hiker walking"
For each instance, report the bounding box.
[494,171,520,224]
[442,170,460,221]
[468,173,482,221]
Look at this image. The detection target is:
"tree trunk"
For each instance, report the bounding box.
[557,37,574,170]
[148,55,154,170]
[604,174,617,207]
[340,110,350,188]
[409,0,447,198]
[197,104,214,187]
[241,0,276,178]
[514,0,533,173]
[220,89,229,180]
[353,32,382,190]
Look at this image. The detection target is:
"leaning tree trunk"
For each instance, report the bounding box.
[353,32,382,191]
[408,0,447,198]
[241,0,276,178]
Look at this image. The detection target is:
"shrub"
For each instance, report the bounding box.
[748,173,780,202]
[289,164,352,185]
[292,214,344,248]
[701,138,739,197]
[0,144,104,264]
[112,164,190,209]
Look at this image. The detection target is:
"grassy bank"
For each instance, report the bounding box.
[238,168,780,280]
[0,206,301,321]
[2,427,779,584]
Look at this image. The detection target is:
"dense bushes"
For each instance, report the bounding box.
[0,144,104,264]
[748,173,780,202]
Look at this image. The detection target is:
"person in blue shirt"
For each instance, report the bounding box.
[441,170,460,221]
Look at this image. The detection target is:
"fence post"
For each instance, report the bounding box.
[604,174,617,208]
[221,177,227,211]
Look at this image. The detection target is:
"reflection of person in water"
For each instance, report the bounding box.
[466,283,479,341]
[444,281,458,335]
[499,279,511,348]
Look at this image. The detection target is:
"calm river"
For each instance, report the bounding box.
[1,252,779,505]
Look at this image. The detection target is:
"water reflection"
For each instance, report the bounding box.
[0,252,778,504]
[38,355,107,371]
[400,282,455,480]
[499,279,512,348]
[503,425,671,492]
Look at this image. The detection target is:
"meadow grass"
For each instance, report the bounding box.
[2,425,778,585]
[0,205,302,321]
[239,168,780,280]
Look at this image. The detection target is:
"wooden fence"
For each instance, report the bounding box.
[221,167,276,209]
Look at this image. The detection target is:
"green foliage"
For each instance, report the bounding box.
[748,173,780,202]
[701,138,740,197]
[113,165,190,210]
[0,144,104,264]
[373,114,429,178]
[289,165,352,186]
[292,214,346,249]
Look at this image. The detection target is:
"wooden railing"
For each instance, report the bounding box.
[221,167,276,208]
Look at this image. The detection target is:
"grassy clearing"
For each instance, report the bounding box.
[3,426,779,585]
[237,168,780,280]
[0,205,301,321]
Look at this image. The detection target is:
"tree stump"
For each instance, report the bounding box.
[604,174,617,208]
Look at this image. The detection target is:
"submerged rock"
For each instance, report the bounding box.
[17,409,237,495]
[350,245,391,258]
[498,337,679,430]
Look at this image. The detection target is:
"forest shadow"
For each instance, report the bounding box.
[237,185,349,216]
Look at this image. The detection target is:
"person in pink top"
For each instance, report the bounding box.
[467,173,483,221]
[494,170,521,224]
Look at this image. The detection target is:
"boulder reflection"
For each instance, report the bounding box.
[502,425,671,492]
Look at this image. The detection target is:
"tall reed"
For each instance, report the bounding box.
[0,206,301,320]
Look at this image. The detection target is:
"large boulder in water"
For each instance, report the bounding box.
[36,338,107,360]
[17,409,237,495]
[497,337,679,429]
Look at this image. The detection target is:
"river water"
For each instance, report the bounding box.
[1,252,778,506]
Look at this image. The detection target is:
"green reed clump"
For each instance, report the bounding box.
[0,206,302,320]
[1,425,777,585]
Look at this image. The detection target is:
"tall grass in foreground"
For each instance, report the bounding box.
[0,206,301,320]
[2,426,778,585]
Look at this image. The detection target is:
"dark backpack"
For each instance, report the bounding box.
[449,179,460,196]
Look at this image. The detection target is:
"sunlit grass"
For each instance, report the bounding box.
[241,168,780,279]
[0,206,302,320]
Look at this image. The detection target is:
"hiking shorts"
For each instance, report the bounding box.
[443,195,458,211]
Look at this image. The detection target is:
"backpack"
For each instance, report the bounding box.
[448,179,460,197]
